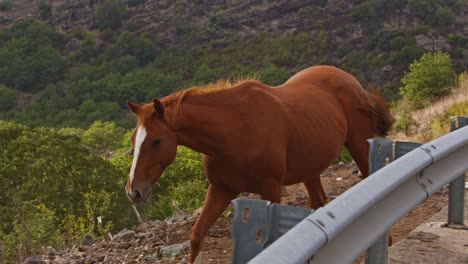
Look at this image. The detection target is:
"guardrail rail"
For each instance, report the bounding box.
[239,117,467,264]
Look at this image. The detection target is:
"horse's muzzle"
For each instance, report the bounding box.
[126,184,150,204]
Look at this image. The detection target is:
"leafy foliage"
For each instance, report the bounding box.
[0,85,16,111]
[430,100,468,139]
[261,64,290,86]
[0,3,466,261]
[0,121,131,262]
[144,146,207,220]
[82,121,126,156]
[0,20,65,92]
[400,52,457,103]
[0,0,12,11]
[334,148,353,165]
[95,0,127,30]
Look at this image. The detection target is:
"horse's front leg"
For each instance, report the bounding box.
[189,184,238,263]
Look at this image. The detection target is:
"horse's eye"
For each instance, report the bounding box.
[152,139,161,147]
[128,148,134,156]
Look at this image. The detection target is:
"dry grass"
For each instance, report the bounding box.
[391,72,468,142]
[412,73,468,126]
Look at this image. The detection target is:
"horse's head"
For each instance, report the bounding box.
[125,99,177,204]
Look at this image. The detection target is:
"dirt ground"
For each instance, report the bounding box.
[177,163,448,264]
[52,163,448,264]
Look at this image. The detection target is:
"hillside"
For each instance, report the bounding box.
[0,0,467,129]
[1,1,466,263]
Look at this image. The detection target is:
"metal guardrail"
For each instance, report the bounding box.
[448,116,467,227]
[365,139,422,264]
[248,123,468,264]
[231,199,313,264]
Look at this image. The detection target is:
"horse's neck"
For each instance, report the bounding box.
[166,95,235,157]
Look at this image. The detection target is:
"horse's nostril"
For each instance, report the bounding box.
[133,189,142,201]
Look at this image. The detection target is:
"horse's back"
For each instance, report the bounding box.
[280,66,369,105]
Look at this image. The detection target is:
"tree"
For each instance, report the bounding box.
[38,0,52,20]
[433,6,456,26]
[0,0,12,11]
[0,85,16,111]
[400,52,457,102]
[145,146,207,220]
[96,0,127,30]
[260,63,290,86]
[0,21,66,91]
[82,121,126,156]
[193,63,217,85]
[0,121,131,261]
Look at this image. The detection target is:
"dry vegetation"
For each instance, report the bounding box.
[392,72,468,142]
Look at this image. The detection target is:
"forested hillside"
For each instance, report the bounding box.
[0,0,467,128]
[0,0,467,262]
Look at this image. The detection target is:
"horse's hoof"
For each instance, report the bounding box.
[193,253,203,264]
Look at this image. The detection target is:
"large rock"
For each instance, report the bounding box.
[159,240,190,257]
[415,34,450,51]
[81,234,95,246]
[23,256,46,264]
[114,229,135,241]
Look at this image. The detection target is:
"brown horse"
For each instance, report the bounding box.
[125,65,394,263]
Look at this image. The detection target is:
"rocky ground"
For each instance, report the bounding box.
[25,163,449,264]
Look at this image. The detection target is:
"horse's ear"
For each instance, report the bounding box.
[127,100,141,114]
[153,98,164,118]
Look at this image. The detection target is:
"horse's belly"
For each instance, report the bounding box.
[283,138,344,185]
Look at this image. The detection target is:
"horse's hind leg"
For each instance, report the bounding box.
[260,181,282,204]
[189,185,238,263]
[303,175,326,209]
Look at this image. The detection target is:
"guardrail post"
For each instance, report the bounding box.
[365,139,392,264]
[447,116,467,227]
[365,140,422,264]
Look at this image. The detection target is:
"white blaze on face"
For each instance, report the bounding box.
[129,126,148,185]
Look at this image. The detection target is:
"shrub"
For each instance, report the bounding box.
[432,6,456,26]
[260,63,290,86]
[82,121,126,156]
[95,0,127,30]
[430,100,468,139]
[0,85,16,111]
[400,52,457,102]
[394,111,417,135]
[144,146,207,220]
[0,0,12,11]
[334,148,353,165]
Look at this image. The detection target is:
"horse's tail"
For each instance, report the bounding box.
[365,89,395,137]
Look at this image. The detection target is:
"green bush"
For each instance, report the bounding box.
[82,121,126,155]
[127,0,145,7]
[1,201,61,262]
[171,177,208,212]
[96,0,127,30]
[394,111,417,135]
[430,100,468,139]
[260,63,290,86]
[334,148,353,165]
[145,146,207,220]
[38,0,52,20]
[432,6,456,26]
[0,85,16,111]
[454,47,464,58]
[400,52,457,102]
[0,0,12,11]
